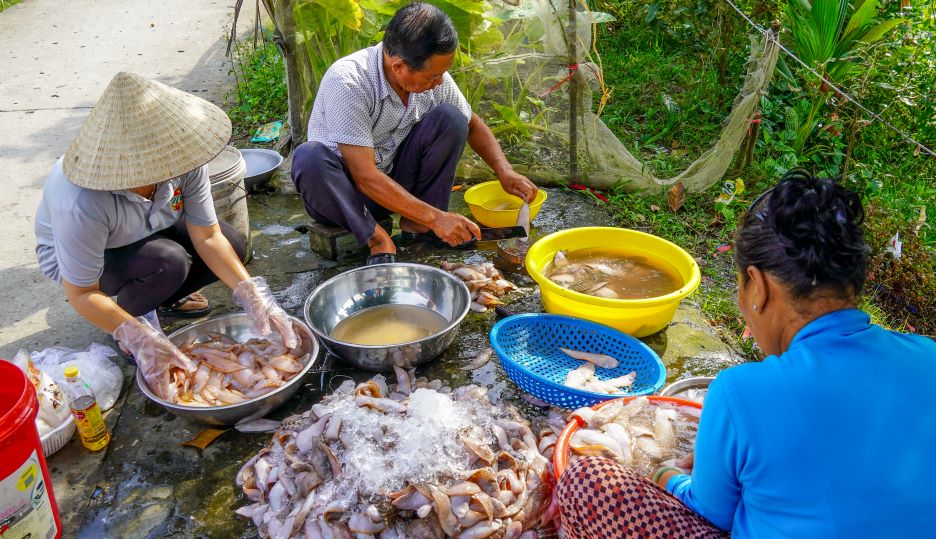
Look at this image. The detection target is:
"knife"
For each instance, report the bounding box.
[478,225,528,242]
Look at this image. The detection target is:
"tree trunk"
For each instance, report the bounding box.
[263,0,305,147]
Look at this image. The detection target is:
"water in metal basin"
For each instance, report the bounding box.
[331,304,449,346]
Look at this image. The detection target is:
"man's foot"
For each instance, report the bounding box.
[367,222,397,258]
[158,292,210,318]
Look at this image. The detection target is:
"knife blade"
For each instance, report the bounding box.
[478,226,528,242]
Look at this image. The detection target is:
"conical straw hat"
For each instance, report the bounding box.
[62,72,232,190]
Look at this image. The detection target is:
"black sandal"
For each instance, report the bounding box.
[365,253,397,265]
[158,294,211,318]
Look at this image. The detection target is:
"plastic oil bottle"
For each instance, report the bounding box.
[63,366,111,451]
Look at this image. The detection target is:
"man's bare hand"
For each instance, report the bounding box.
[431,212,481,246]
[499,170,538,203]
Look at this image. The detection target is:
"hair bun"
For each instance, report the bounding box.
[768,170,868,288]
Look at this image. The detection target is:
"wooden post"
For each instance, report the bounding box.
[568,0,578,182]
[262,0,306,147]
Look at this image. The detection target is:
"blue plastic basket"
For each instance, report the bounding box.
[490,314,666,409]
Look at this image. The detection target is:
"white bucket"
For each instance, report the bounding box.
[207,146,250,243]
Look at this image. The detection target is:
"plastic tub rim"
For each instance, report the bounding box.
[553,395,703,480]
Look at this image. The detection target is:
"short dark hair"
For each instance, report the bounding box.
[734,169,871,301]
[383,2,458,70]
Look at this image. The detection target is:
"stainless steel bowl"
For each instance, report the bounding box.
[135,313,320,426]
[660,376,715,403]
[241,148,284,191]
[303,263,471,371]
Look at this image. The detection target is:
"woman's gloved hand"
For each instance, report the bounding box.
[113,317,196,402]
[232,276,299,349]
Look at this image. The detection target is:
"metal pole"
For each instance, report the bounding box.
[567,0,578,181]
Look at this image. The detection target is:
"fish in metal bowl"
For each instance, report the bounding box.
[135,313,321,425]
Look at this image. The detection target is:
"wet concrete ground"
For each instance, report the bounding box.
[47,180,744,537]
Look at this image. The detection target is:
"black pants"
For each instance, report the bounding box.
[99,220,247,317]
[291,103,469,244]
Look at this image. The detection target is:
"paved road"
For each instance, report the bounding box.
[0,0,257,358]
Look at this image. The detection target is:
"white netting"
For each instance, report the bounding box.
[455,0,780,194]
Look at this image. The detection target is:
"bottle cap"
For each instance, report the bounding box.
[64,366,79,379]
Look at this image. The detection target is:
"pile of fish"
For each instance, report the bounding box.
[441,261,519,313]
[560,348,638,395]
[545,250,623,298]
[567,397,699,476]
[149,334,304,405]
[235,368,553,538]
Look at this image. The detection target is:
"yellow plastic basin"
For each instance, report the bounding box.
[525,227,701,338]
[463,181,548,228]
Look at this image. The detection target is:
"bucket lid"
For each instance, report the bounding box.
[0,362,38,443]
[207,146,244,178]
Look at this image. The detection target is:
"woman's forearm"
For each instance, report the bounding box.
[63,282,135,334]
[188,223,252,289]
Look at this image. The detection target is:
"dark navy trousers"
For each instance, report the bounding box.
[99,219,247,317]
[291,103,469,244]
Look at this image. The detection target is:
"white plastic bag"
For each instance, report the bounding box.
[31,343,123,411]
[9,350,70,436]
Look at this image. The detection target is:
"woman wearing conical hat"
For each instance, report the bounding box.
[34,72,297,396]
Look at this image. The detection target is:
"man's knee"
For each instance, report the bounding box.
[292,142,342,183]
[427,103,469,140]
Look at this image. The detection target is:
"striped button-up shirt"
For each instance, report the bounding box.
[307,42,471,173]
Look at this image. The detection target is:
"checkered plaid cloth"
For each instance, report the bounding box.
[556,457,729,538]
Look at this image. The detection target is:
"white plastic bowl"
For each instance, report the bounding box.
[41,416,75,457]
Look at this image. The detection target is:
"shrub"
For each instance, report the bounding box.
[863,201,935,335]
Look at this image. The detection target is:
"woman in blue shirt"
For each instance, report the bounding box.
[554,170,936,538]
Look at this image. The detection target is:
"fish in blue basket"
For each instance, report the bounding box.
[560,347,619,369]
[563,361,637,395]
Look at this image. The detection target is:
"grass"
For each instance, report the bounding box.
[226,38,288,144]
[595,34,746,175]
[0,0,23,14]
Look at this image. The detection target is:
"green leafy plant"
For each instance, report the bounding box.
[0,0,23,14]
[226,38,288,139]
[786,0,904,84]
[864,201,936,335]
[783,0,904,155]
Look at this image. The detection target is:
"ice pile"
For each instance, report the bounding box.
[236,370,553,538]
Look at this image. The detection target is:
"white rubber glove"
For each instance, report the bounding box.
[232,276,299,349]
[113,317,196,402]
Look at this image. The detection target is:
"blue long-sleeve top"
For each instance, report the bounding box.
[667,309,936,538]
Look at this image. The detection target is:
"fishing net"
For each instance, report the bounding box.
[454,0,781,194]
[250,0,780,194]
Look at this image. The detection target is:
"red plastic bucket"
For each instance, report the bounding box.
[0,360,63,539]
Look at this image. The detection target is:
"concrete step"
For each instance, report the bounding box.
[307,218,393,261]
